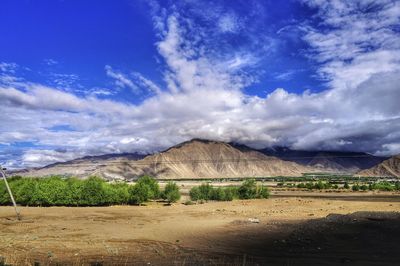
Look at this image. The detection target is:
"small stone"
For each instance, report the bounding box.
[248,218,260,223]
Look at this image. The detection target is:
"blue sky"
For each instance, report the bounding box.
[1,0,400,168]
[0,0,321,98]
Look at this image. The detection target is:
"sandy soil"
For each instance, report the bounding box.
[0,192,399,265]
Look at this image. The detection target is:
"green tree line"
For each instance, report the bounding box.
[189,179,269,201]
[352,181,400,191]
[0,176,180,206]
[281,180,400,191]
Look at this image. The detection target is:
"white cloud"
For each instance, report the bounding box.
[302,0,400,90]
[218,13,241,33]
[22,149,84,168]
[43,59,58,66]
[131,72,162,94]
[0,62,18,73]
[105,65,161,95]
[50,73,80,89]
[274,69,303,81]
[105,65,139,93]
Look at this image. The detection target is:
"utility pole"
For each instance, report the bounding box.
[0,166,21,220]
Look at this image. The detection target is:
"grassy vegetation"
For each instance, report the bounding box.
[1,174,397,207]
[189,179,269,201]
[157,175,386,183]
[161,182,181,203]
[0,175,179,206]
[277,180,400,192]
[353,181,400,191]
[296,181,339,189]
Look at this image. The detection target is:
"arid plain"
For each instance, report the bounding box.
[1,189,399,266]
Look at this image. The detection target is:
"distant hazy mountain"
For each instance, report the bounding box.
[256,147,387,173]
[15,153,145,179]
[358,155,400,177]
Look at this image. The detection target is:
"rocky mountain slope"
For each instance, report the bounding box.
[18,139,315,179]
[357,155,400,177]
[15,153,145,179]
[99,139,315,179]
[257,147,387,173]
[16,139,391,179]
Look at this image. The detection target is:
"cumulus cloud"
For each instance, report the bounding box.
[1,0,400,168]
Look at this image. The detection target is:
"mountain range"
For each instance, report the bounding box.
[257,147,387,173]
[13,139,397,179]
[358,155,400,177]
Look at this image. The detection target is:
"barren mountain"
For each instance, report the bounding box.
[257,147,387,173]
[22,139,387,180]
[358,155,400,177]
[16,153,145,179]
[99,139,314,179]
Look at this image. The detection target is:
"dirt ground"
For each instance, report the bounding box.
[0,191,399,265]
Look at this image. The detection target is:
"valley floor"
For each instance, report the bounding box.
[0,191,400,265]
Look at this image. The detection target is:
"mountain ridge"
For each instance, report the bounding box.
[16,139,312,179]
[357,155,400,177]
[257,147,387,173]
[98,139,314,179]
[12,139,390,179]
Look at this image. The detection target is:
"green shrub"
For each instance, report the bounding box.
[162,182,181,203]
[28,176,71,206]
[189,183,212,201]
[104,182,130,205]
[296,181,333,190]
[223,187,238,201]
[128,182,150,205]
[138,176,160,198]
[13,178,38,206]
[210,187,225,201]
[0,181,12,205]
[189,183,237,201]
[128,175,160,205]
[198,183,212,199]
[238,179,257,199]
[189,186,201,201]
[256,185,270,199]
[297,183,306,189]
[79,176,106,206]
[65,178,84,206]
[368,181,396,191]
[352,184,360,191]
[189,180,267,202]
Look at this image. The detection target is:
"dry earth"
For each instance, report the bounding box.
[0,192,400,265]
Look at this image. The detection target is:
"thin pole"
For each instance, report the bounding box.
[0,167,21,220]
